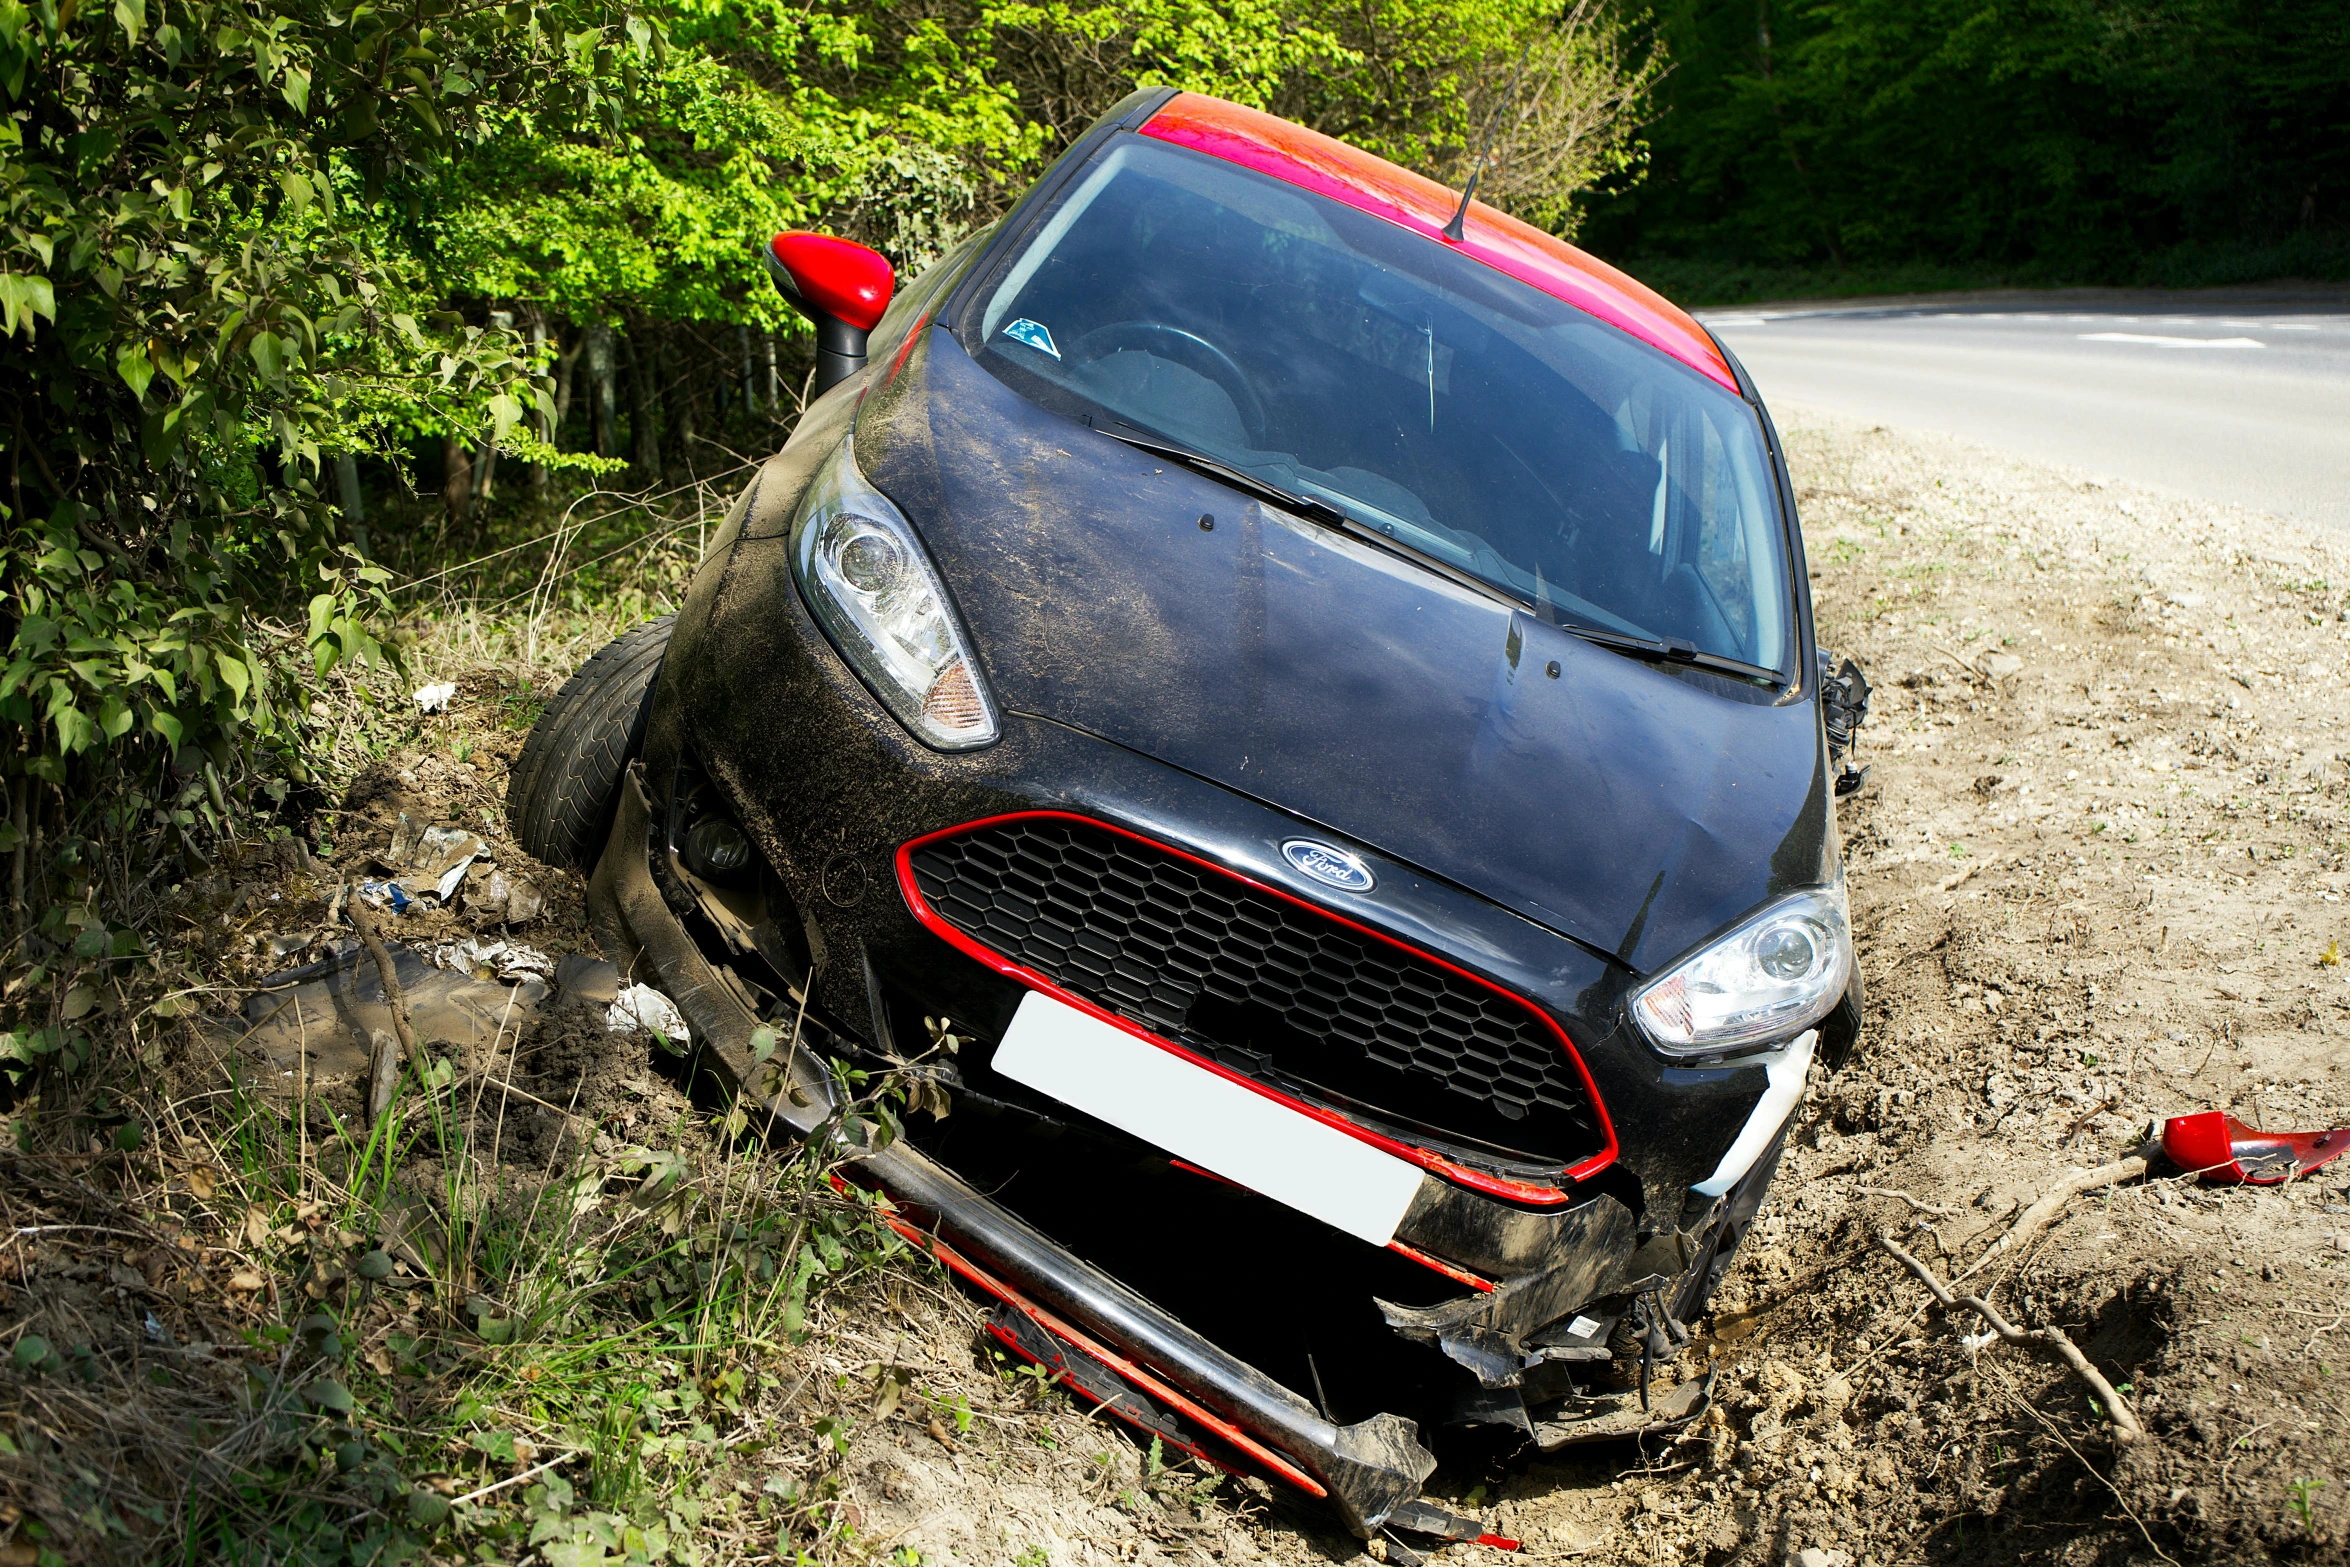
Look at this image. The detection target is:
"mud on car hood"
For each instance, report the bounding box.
[855,330,1831,973]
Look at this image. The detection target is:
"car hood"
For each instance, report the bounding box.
[854,328,1831,974]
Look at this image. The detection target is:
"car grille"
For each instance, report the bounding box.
[905,816,1605,1171]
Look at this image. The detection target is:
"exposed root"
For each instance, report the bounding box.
[345,881,418,1062]
[1859,1187,1961,1218]
[1872,1231,2144,1444]
[1957,1154,2150,1284]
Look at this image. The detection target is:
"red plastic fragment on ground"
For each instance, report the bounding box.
[2161,1109,2350,1185]
[1475,1534,1522,1551]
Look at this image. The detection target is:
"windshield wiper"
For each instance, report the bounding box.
[1093,421,1781,685]
[1092,423,1349,528]
[1549,621,1779,683]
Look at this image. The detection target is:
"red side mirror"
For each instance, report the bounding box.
[765,232,895,394]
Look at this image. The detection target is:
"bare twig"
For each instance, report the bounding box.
[1875,1231,2143,1443]
[2056,1095,2123,1147]
[368,1028,401,1128]
[456,1072,582,1125]
[1861,1187,1962,1218]
[447,1449,579,1509]
[1984,1368,2177,1566]
[344,884,416,1061]
[1957,1154,2150,1285]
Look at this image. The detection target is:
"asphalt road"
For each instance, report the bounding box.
[1698,292,2350,529]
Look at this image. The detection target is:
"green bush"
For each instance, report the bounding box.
[0,0,634,838]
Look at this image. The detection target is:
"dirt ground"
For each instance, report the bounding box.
[21,413,2348,1566]
[801,412,2350,1567]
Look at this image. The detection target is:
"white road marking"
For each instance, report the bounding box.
[2079,332,2264,348]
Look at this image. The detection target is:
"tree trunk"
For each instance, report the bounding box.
[587,325,617,458]
[739,324,760,415]
[334,452,369,558]
[621,324,660,486]
[554,324,581,439]
[664,330,697,480]
[442,434,473,524]
[527,313,550,497]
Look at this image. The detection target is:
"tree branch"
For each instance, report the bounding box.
[1874,1231,2144,1443]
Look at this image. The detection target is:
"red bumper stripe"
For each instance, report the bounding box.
[894,810,1617,1206]
[859,1187,1328,1497]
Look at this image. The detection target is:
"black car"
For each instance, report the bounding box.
[509,88,1869,1540]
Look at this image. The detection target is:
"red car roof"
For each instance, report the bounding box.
[1139,94,1737,393]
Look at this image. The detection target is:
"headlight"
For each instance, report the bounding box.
[1630,881,1851,1057]
[789,435,1000,750]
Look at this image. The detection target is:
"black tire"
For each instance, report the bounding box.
[506,615,675,872]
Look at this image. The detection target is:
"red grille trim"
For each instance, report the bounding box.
[894,810,1618,1205]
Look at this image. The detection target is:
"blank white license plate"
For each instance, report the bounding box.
[991,988,1424,1246]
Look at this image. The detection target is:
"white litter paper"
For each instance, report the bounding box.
[411,825,487,901]
[413,682,457,713]
[608,983,689,1043]
[424,936,556,984]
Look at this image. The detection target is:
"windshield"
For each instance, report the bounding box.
[966,138,1791,675]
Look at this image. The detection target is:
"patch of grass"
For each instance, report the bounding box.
[0,475,969,1564]
[1,978,938,1567]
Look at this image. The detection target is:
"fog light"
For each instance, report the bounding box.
[683,817,753,881]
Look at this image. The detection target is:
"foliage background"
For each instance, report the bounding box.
[1580,0,2350,294]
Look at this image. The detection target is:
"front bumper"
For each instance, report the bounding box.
[589,765,1446,1531]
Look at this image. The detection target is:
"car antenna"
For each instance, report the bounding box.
[1441,35,1537,243]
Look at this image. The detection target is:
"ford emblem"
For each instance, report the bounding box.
[1281,839,1375,893]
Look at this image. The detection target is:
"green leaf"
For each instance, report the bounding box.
[280,64,310,114]
[97,692,133,740]
[215,652,250,705]
[248,332,288,379]
[61,985,95,1020]
[112,0,141,42]
[0,273,55,340]
[115,342,155,399]
[73,926,108,958]
[306,1378,355,1413]
[53,706,96,754]
[355,1249,394,1281]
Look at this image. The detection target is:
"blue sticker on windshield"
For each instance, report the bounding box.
[1002,318,1060,359]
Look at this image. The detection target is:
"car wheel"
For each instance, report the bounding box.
[506,615,675,872]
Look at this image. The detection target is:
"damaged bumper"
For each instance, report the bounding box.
[589,760,1775,1531]
[591,768,1438,1529]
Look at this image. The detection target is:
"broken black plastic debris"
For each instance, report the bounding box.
[1819,650,1873,795]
